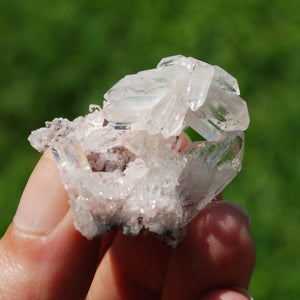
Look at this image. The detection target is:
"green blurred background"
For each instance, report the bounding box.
[0,0,299,298]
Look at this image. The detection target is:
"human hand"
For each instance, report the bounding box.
[0,150,255,299]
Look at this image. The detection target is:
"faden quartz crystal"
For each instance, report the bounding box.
[29,55,249,247]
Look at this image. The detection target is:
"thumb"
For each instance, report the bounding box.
[0,149,101,300]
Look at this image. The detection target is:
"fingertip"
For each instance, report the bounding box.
[191,200,251,230]
[188,200,256,286]
[0,150,102,300]
[14,148,69,234]
[162,200,256,299]
[201,288,253,300]
[219,200,251,228]
[1,209,101,300]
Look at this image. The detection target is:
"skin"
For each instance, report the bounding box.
[0,140,256,300]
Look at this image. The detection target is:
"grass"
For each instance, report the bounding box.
[0,0,299,298]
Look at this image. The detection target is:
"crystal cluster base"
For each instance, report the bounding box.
[29,55,249,247]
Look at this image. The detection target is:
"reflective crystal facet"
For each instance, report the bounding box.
[29,55,249,247]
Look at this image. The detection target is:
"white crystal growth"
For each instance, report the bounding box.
[28,55,249,247]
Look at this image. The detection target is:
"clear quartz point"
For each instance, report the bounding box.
[28,55,249,247]
[179,131,244,223]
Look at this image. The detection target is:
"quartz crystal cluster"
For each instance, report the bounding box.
[29,55,249,247]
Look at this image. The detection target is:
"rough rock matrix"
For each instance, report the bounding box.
[29,55,249,247]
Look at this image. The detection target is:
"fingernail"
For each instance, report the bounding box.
[221,200,251,228]
[231,287,254,300]
[14,148,69,234]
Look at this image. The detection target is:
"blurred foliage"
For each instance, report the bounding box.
[0,0,299,298]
